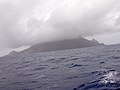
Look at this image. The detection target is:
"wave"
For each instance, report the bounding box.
[73,70,120,90]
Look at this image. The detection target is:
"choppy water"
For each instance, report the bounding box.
[0,44,120,90]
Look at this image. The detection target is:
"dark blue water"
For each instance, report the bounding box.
[0,44,120,90]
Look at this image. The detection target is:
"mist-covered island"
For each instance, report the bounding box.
[1,0,120,90]
[21,37,104,53]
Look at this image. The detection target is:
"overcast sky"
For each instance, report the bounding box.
[0,0,120,56]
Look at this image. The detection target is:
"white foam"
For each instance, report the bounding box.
[101,71,120,84]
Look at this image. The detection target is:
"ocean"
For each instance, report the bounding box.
[0,44,120,90]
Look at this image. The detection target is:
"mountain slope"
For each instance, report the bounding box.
[22,37,103,53]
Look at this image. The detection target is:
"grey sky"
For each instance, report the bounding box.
[0,0,120,56]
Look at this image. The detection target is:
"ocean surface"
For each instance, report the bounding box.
[0,44,120,90]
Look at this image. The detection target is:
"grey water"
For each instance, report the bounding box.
[0,44,120,90]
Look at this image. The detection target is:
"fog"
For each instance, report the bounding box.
[0,0,120,54]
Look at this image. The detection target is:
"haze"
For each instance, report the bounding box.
[0,0,120,56]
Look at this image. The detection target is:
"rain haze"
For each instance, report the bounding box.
[0,0,120,56]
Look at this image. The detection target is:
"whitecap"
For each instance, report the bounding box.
[100,71,120,84]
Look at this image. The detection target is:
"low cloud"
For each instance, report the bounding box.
[0,0,120,48]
